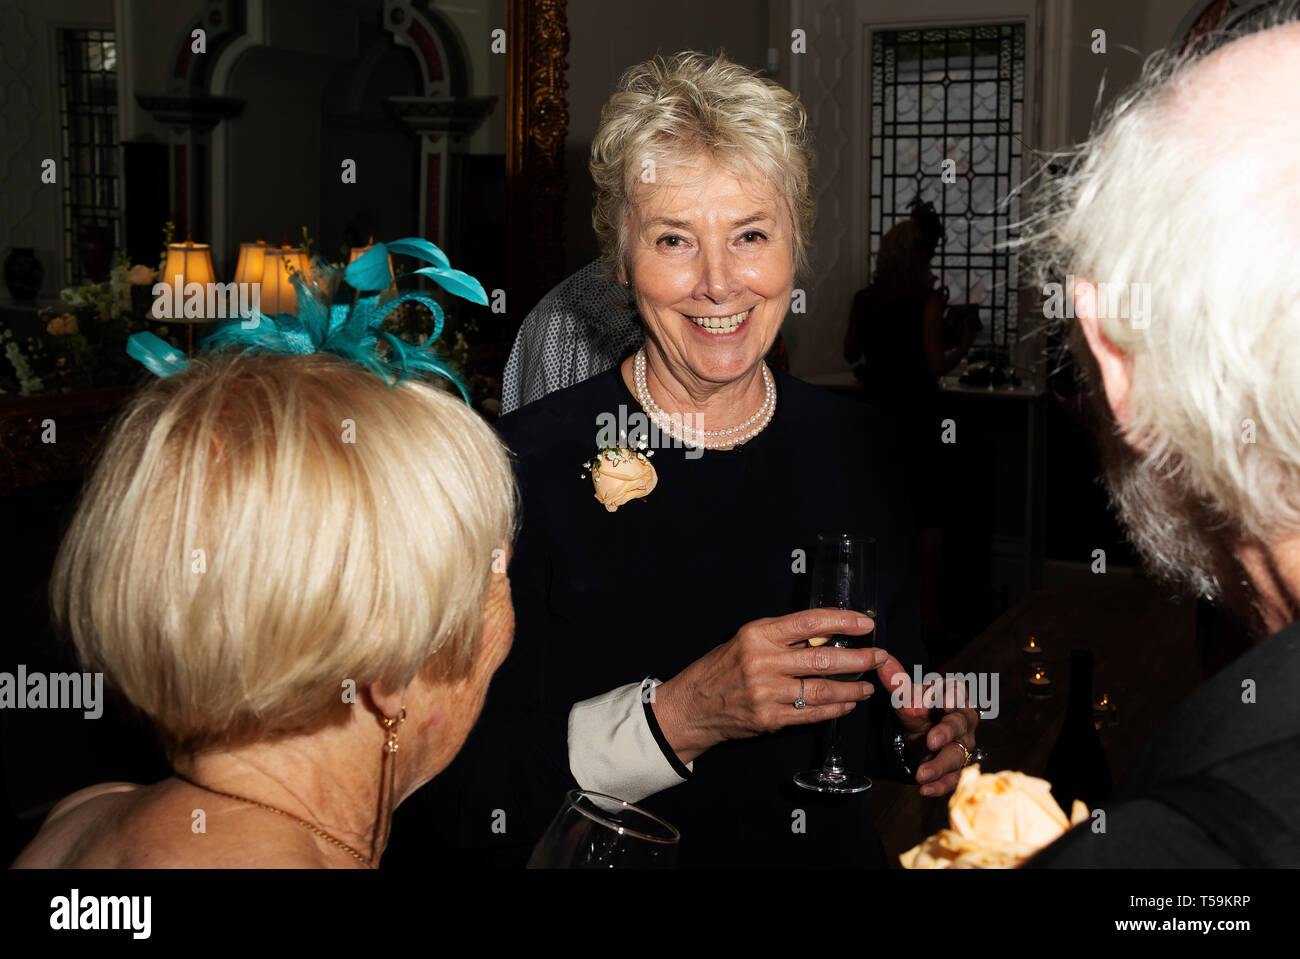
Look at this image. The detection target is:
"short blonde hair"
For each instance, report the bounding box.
[50,351,516,753]
[590,51,815,280]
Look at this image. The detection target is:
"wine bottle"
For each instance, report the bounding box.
[1044,649,1112,811]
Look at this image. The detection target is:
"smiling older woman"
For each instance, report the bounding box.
[405,52,979,868]
[11,351,516,868]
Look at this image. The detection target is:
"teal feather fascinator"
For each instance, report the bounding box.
[126,238,487,403]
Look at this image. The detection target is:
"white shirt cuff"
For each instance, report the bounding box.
[567,679,693,803]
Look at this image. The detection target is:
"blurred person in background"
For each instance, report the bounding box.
[844,199,977,654]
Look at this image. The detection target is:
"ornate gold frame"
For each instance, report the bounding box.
[507,0,570,319]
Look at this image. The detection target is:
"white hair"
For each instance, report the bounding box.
[1016,3,1300,597]
[590,51,815,281]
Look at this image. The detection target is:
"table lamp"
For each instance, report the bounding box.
[159,237,216,355]
[259,246,309,316]
[232,238,268,285]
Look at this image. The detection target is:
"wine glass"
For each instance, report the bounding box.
[794,532,878,795]
[526,789,680,868]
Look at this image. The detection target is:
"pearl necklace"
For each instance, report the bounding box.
[633,348,777,450]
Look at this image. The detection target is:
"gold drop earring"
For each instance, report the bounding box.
[372,705,406,862]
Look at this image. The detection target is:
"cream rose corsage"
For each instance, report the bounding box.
[581,436,657,513]
[900,765,1090,868]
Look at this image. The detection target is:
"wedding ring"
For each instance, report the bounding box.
[952,740,972,766]
[794,678,806,710]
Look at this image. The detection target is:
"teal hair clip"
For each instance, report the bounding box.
[125,237,487,403]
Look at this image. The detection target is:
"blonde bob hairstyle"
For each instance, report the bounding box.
[50,351,517,754]
[590,50,815,281]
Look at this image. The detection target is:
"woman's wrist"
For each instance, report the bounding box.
[640,679,694,779]
[650,677,712,765]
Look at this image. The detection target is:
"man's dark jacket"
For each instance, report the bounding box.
[1029,620,1300,867]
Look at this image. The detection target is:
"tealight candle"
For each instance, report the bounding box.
[1027,665,1053,698]
[1093,692,1118,728]
[1022,635,1042,655]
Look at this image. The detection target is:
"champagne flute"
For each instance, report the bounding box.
[526,790,680,868]
[794,532,878,795]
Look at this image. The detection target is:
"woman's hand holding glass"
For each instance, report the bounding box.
[651,609,887,765]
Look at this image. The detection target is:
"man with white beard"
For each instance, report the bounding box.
[1026,7,1300,866]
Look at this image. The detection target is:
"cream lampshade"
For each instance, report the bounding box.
[231,239,268,285]
[159,239,217,355]
[160,239,216,301]
[259,247,308,315]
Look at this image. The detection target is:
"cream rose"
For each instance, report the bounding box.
[900,765,1089,868]
[590,448,657,512]
[46,313,79,336]
[126,264,156,285]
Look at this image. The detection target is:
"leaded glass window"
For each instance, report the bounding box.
[58,28,120,284]
[869,24,1025,352]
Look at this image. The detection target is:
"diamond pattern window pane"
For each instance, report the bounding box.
[870,24,1025,350]
[59,28,120,284]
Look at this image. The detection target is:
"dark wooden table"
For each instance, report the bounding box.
[867,579,1208,865]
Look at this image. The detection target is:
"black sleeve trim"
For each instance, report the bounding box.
[641,677,693,780]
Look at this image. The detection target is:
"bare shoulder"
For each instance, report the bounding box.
[12,779,350,869]
[11,782,143,868]
[46,782,142,823]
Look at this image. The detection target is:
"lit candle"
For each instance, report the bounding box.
[1022,635,1042,655]
[1027,665,1053,698]
[1093,692,1117,728]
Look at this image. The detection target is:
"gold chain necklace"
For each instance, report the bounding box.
[174,772,375,868]
[171,708,404,869]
